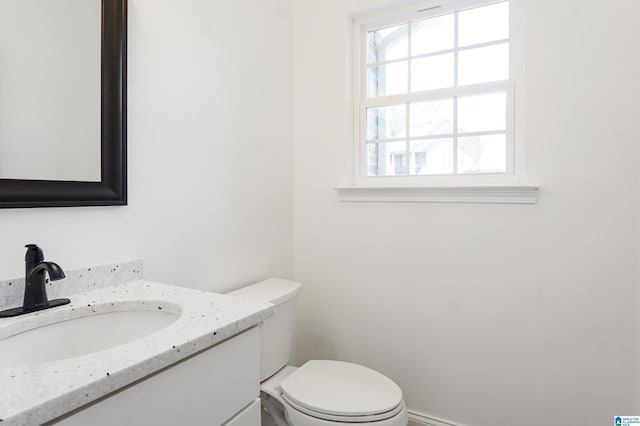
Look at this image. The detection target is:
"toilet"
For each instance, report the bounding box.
[228,279,408,426]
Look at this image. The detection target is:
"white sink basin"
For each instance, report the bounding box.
[0,309,179,368]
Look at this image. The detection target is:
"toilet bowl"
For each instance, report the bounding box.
[228,279,408,426]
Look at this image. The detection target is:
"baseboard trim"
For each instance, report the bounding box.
[408,410,465,426]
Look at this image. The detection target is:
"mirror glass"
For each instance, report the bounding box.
[0,0,101,182]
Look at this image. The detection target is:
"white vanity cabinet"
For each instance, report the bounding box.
[49,326,261,426]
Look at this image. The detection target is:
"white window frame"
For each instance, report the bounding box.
[349,0,530,193]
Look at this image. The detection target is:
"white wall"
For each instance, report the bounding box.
[637,285,640,413]
[292,1,640,425]
[637,227,640,412]
[0,0,293,294]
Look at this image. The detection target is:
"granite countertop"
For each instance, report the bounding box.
[0,279,273,426]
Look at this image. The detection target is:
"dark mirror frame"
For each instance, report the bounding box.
[0,0,127,209]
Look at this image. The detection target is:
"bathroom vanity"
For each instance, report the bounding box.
[49,326,262,426]
[0,260,272,425]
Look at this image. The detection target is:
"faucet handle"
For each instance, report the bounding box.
[25,244,44,263]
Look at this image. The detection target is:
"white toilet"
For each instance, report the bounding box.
[228,279,408,426]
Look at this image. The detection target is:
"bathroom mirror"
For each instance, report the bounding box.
[0,0,127,208]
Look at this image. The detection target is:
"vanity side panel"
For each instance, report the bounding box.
[49,327,260,426]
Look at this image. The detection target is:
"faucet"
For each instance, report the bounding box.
[0,244,70,318]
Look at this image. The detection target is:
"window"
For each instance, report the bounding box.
[353,0,519,186]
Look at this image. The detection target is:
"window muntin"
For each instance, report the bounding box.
[359,0,513,179]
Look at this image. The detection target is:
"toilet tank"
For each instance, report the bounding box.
[227,279,301,381]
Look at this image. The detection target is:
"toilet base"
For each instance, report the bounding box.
[261,406,278,426]
[261,392,289,426]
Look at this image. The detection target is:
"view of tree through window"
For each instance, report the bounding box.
[363,1,510,177]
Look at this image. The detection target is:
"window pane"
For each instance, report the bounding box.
[410,99,454,137]
[366,104,406,140]
[410,139,453,175]
[411,14,454,56]
[458,43,508,85]
[458,92,506,133]
[367,24,408,63]
[458,2,509,48]
[367,141,407,176]
[411,53,454,92]
[458,134,506,173]
[367,61,408,97]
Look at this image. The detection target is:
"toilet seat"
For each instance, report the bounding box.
[282,394,406,423]
[278,360,404,423]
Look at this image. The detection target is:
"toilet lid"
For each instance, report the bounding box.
[279,360,403,418]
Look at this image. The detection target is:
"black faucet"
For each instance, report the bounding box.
[0,244,70,318]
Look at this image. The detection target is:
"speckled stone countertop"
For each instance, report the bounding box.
[0,264,273,426]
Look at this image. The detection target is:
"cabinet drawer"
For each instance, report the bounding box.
[52,327,260,425]
[223,398,260,426]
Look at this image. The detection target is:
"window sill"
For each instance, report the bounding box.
[334,185,539,204]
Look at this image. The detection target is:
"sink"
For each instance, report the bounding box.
[0,308,179,368]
